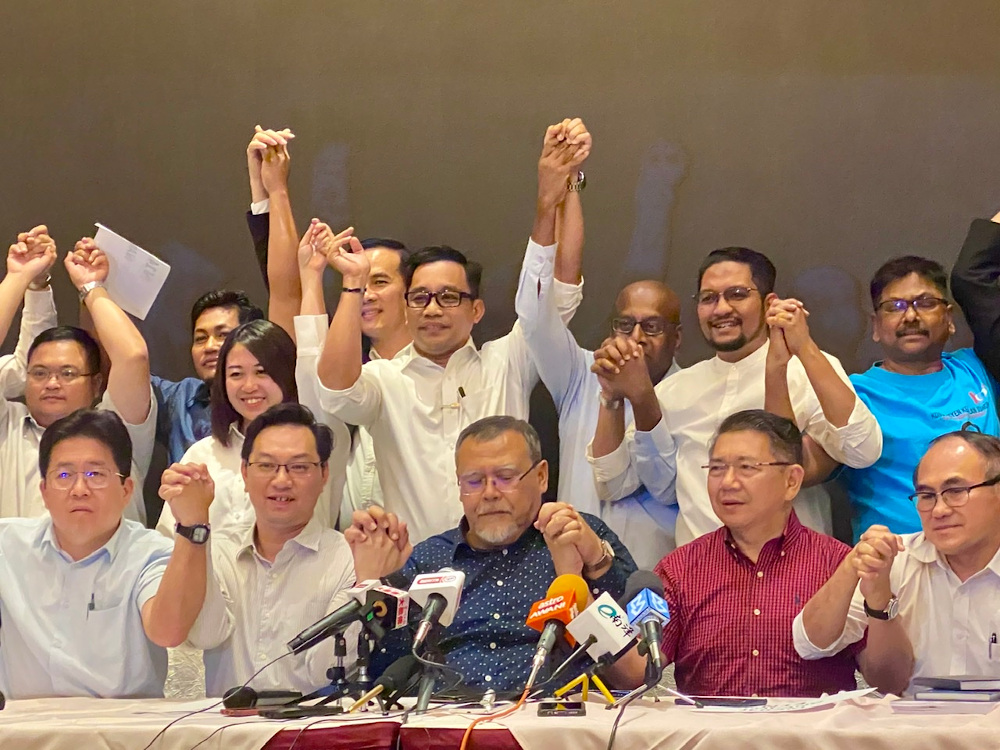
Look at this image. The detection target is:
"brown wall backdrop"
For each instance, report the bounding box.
[5,2,1000,525]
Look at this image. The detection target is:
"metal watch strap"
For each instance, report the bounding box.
[78,281,105,302]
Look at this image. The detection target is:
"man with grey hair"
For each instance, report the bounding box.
[795,430,1000,695]
[344,415,637,694]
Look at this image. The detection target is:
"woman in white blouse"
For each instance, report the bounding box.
[156,319,348,537]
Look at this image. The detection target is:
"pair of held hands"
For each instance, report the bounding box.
[9,225,112,292]
[158,463,214,528]
[851,524,904,607]
[589,296,818,402]
[345,502,608,581]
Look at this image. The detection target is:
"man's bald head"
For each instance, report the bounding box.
[611,280,683,384]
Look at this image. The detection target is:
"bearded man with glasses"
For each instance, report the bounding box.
[590,246,881,550]
[795,430,1000,695]
[344,416,637,694]
[838,256,999,541]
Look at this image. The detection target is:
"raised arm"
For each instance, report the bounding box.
[142,462,214,647]
[245,126,294,284]
[951,210,1000,379]
[65,239,151,425]
[0,227,57,349]
[260,130,301,339]
[316,227,368,391]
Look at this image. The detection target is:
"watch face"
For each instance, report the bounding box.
[886,597,899,620]
[191,527,209,544]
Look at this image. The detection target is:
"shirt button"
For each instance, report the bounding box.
[490,642,497,650]
[484,675,492,682]
[752,649,759,657]
[751,693,759,698]
[502,550,508,556]
[753,608,761,616]
[493,613,500,620]
[779,551,785,557]
[496,580,504,587]
[756,571,764,578]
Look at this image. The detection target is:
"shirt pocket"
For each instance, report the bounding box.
[82,598,134,695]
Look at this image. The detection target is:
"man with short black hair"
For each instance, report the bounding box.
[590,247,881,547]
[795,430,1000,695]
[345,415,636,693]
[0,409,210,698]
[184,403,357,695]
[840,256,998,540]
[614,410,863,697]
[152,289,263,465]
[0,229,155,522]
[316,120,591,543]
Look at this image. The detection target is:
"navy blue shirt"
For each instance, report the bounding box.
[151,376,212,464]
[373,512,636,693]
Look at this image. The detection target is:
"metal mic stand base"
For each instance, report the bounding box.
[607,663,701,709]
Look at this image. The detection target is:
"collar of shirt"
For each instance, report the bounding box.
[907,531,1000,580]
[190,380,212,408]
[21,412,45,437]
[235,514,327,564]
[398,337,480,373]
[38,516,126,565]
[721,510,803,566]
[434,517,542,561]
[708,337,769,374]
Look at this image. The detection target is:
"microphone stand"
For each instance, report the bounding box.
[413,626,446,714]
[607,647,700,709]
[295,631,370,711]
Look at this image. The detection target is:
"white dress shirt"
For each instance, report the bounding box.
[793,532,1000,692]
[314,239,582,543]
[186,517,358,696]
[0,516,173,698]
[589,341,882,547]
[514,238,680,569]
[157,321,351,537]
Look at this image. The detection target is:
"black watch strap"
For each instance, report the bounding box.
[175,523,211,545]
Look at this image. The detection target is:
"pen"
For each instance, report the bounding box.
[458,387,466,399]
[991,633,996,660]
[87,593,95,619]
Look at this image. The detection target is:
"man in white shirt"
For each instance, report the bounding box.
[185,403,357,696]
[515,124,681,569]
[0,409,210,698]
[589,247,882,548]
[794,430,1000,695]
[313,119,591,543]
[0,228,156,522]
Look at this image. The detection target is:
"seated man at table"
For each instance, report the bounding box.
[185,403,357,696]
[345,415,637,694]
[0,409,209,698]
[794,429,1000,695]
[615,409,862,697]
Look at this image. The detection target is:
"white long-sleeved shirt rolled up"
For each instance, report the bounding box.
[588,341,882,547]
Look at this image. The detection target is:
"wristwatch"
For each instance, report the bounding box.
[583,539,615,576]
[175,522,211,545]
[598,390,623,410]
[568,171,587,192]
[28,273,51,291]
[863,595,899,621]
[78,280,105,302]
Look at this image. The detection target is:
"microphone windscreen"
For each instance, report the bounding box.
[546,573,590,605]
[622,570,664,605]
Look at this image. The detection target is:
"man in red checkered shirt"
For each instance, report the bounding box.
[616,409,862,697]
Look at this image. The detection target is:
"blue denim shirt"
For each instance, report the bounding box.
[151,376,212,464]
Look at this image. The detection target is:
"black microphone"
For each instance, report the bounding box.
[286,580,381,654]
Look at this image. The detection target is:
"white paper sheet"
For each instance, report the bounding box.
[93,223,171,319]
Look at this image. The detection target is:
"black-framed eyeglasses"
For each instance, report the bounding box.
[46,469,127,491]
[908,473,1000,512]
[28,367,96,384]
[405,290,475,309]
[458,459,541,496]
[247,461,323,478]
[876,297,948,315]
[611,316,675,337]
[694,286,758,307]
[702,461,792,479]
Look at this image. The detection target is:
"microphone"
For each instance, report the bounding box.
[623,571,671,681]
[408,568,465,652]
[565,591,638,662]
[347,653,422,711]
[359,584,410,641]
[286,579,380,654]
[523,574,590,690]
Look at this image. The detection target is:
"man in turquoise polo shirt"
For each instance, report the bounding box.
[843,256,999,540]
